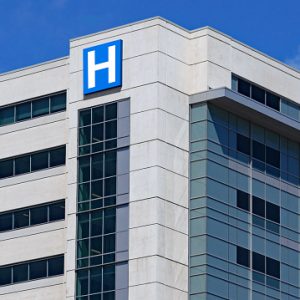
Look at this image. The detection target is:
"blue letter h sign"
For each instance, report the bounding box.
[83,40,122,95]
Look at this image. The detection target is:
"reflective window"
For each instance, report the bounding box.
[29,260,47,280]
[0,92,66,128]
[16,102,31,121]
[48,256,64,276]
[236,190,250,211]
[238,79,250,97]
[50,94,66,113]
[266,92,280,111]
[252,252,265,273]
[0,107,14,126]
[13,264,28,283]
[253,196,265,218]
[0,200,65,233]
[252,85,265,104]
[236,246,250,267]
[237,134,250,155]
[30,206,48,225]
[31,151,49,171]
[0,159,13,178]
[50,147,66,167]
[0,255,64,286]
[32,97,49,117]
[15,156,30,175]
[266,257,280,278]
[266,202,280,223]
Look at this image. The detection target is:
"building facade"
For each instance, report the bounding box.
[0,17,299,300]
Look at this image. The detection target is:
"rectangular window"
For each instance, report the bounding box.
[50,147,66,167]
[252,140,265,162]
[0,255,64,286]
[16,102,31,121]
[266,92,280,111]
[236,190,250,211]
[236,246,250,267]
[50,93,66,113]
[237,134,250,155]
[0,159,13,179]
[251,85,265,104]
[15,156,30,175]
[0,92,66,128]
[0,200,65,232]
[252,252,265,273]
[0,107,14,126]
[266,202,280,223]
[31,151,49,171]
[266,257,280,278]
[237,79,250,97]
[32,97,49,117]
[266,146,280,168]
[252,196,265,218]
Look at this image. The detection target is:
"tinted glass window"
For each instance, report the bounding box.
[104,208,116,234]
[103,265,115,291]
[92,124,104,144]
[0,267,11,286]
[90,237,102,256]
[92,106,104,123]
[252,85,265,104]
[30,206,48,225]
[252,252,265,273]
[92,153,103,180]
[49,202,65,221]
[105,103,117,120]
[0,107,14,126]
[253,196,265,218]
[29,260,47,280]
[90,267,102,293]
[91,180,103,199]
[238,79,250,97]
[48,256,64,276]
[31,151,48,171]
[16,102,31,121]
[50,147,66,167]
[237,134,250,155]
[266,257,280,278]
[15,156,30,175]
[91,210,102,236]
[237,190,250,211]
[32,98,49,117]
[266,146,280,168]
[78,213,89,239]
[13,264,28,283]
[266,202,280,223]
[266,92,280,111]
[236,246,250,267]
[79,126,91,146]
[252,140,265,162]
[104,234,115,253]
[104,177,116,196]
[105,120,117,140]
[0,213,12,232]
[105,151,116,177]
[80,110,91,127]
[77,269,89,296]
[50,94,66,113]
[0,159,13,178]
[79,156,90,183]
[14,209,29,228]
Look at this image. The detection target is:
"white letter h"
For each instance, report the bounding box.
[87,45,116,89]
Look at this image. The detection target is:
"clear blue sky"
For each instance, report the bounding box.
[0,0,300,73]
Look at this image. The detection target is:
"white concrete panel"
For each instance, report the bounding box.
[129,256,188,292]
[66,270,76,298]
[0,229,65,265]
[0,119,67,159]
[70,25,159,73]
[129,282,188,300]
[129,197,188,235]
[0,60,68,105]
[189,35,208,65]
[130,166,188,208]
[207,61,231,90]
[129,224,188,265]
[0,278,65,299]
[189,61,209,94]
[0,173,67,212]
[131,109,188,151]
[130,140,188,177]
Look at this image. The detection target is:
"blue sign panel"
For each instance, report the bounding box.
[83,40,122,94]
